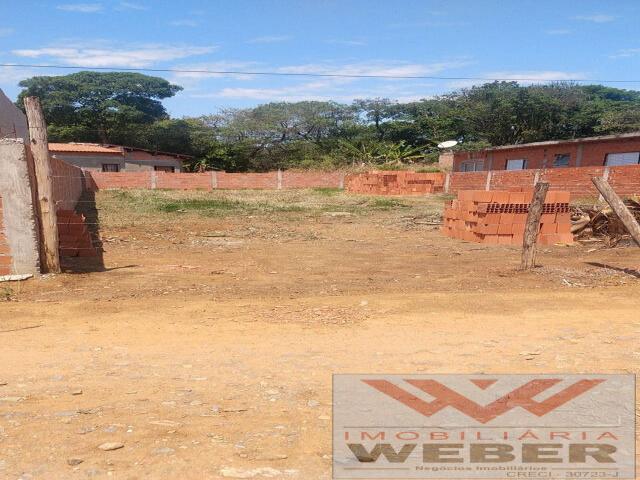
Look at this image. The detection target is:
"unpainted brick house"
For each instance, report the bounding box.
[444,132,640,172]
[49,143,190,173]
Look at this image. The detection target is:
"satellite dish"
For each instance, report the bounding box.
[437,140,458,149]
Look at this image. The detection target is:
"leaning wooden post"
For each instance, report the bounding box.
[592,177,640,247]
[24,96,60,273]
[520,182,549,270]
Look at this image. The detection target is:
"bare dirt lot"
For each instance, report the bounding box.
[1,189,639,479]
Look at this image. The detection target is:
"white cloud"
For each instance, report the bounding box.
[117,1,147,10]
[246,35,292,44]
[169,19,199,27]
[609,48,640,59]
[194,80,430,103]
[573,14,616,23]
[545,29,572,35]
[169,61,261,85]
[12,44,217,68]
[0,27,14,37]
[275,59,472,78]
[186,60,470,103]
[56,3,103,13]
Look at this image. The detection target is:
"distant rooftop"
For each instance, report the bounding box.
[49,143,123,154]
[48,142,192,160]
[480,131,640,152]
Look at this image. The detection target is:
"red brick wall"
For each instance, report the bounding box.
[82,170,347,191]
[450,165,640,198]
[156,172,211,190]
[51,156,86,211]
[539,166,605,196]
[608,165,640,196]
[0,196,11,275]
[345,172,445,195]
[216,172,278,189]
[449,171,488,194]
[283,171,344,188]
[490,170,537,190]
[87,171,152,189]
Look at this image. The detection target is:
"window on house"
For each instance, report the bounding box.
[553,153,570,168]
[506,159,526,170]
[154,166,175,172]
[101,163,120,172]
[604,152,640,166]
[460,160,484,172]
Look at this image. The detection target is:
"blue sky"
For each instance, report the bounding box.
[0,0,639,117]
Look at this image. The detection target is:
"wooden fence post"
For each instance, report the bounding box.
[24,96,60,274]
[592,177,640,247]
[520,182,549,271]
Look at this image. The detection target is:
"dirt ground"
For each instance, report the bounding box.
[0,189,639,479]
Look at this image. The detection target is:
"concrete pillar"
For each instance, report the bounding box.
[211,171,218,190]
[576,144,584,167]
[277,169,283,189]
[485,171,492,191]
[0,139,40,275]
[150,170,157,189]
[444,173,451,193]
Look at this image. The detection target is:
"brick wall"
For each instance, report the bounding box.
[489,170,537,191]
[216,172,279,189]
[83,170,345,191]
[282,171,344,188]
[449,171,488,193]
[345,171,445,195]
[156,172,211,190]
[87,171,152,190]
[446,164,640,198]
[51,156,86,211]
[0,196,11,275]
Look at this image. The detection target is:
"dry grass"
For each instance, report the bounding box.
[95,188,449,228]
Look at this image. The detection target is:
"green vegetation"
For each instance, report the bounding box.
[96,189,435,226]
[18,72,640,172]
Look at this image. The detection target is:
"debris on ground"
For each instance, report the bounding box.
[572,196,640,247]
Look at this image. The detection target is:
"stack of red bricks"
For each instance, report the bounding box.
[345,171,445,195]
[57,210,99,257]
[441,189,573,245]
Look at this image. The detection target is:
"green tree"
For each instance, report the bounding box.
[17,71,182,144]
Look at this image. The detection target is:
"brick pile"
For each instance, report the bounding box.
[57,210,99,257]
[0,196,11,275]
[441,189,573,245]
[345,171,445,195]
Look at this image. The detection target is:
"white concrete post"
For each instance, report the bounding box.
[485,171,492,191]
[277,169,283,189]
[211,171,218,190]
[150,170,157,189]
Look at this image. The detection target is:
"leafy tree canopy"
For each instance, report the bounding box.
[17,71,182,143]
[16,74,640,172]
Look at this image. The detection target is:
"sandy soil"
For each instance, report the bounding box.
[0,190,638,479]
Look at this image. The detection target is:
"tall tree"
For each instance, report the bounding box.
[17,71,182,144]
